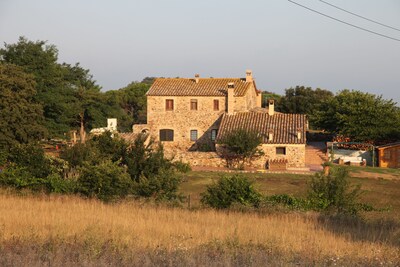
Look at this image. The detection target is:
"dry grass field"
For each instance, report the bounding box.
[0,191,399,266]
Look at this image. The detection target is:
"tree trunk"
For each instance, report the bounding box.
[79,114,86,144]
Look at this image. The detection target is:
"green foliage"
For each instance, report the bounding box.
[133,169,183,201]
[0,63,47,149]
[278,86,334,128]
[0,164,76,193]
[77,161,133,202]
[314,90,400,142]
[201,174,262,209]
[60,132,127,167]
[265,194,311,210]
[218,128,264,169]
[122,133,185,201]
[261,91,282,109]
[8,143,51,178]
[307,166,363,215]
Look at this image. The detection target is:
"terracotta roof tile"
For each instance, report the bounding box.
[217,111,307,144]
[146,78,253,97]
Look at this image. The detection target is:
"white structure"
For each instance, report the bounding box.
[107,118,117,131]
[90,118,118,135]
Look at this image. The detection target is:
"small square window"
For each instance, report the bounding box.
[190,130,198,141]
[166,99,174,111]
[190,99,198,110]
[211,129,218,141]
[160,129,174,141]
[213,100,219,111]
[276,147,286,155]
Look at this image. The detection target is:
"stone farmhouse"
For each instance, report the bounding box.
[131,70,308,170]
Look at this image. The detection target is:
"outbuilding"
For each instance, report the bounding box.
[377,142,400,168]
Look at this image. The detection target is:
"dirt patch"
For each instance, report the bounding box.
[350,171,400,180]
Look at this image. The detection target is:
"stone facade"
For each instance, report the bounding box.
[255,144,306,168]
[144,95,226,150]
[130,70,307,170]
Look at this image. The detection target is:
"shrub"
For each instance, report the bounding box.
[201,174,262,209]
[265,194,311,210]
[8,143,51,178]
[218,129,264,169]
[77,161,133,202]
[307,166,363,215]
[0,164,77,193]
[133,169,183,201]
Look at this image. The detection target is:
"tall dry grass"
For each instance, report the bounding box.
[0,192,399,266]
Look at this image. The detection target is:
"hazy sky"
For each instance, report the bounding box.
[1,0,399,102]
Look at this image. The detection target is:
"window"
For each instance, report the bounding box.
[190,99,198,110]
[166,99,174,111]
[213,100,219,111]
[276,147,286,155]
[211,129,218,141]
[159,129,174,141]
[190,130,198,141]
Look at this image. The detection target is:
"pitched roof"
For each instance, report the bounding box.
[146,78,255,97]
[217,111,307,144]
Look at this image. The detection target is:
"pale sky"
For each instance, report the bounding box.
[1,0,399,103]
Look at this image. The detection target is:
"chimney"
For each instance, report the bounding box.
[268,99,275,116]
[195,74,200,83]
[227,82,235,114]
[297,128,302,140]
[246,69,253,82]
[268,129,274,142]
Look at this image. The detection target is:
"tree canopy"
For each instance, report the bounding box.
[0,37,149,140]
[0,63,47,150]
[314,90,400,143]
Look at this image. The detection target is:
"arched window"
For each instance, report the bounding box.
[159,129,174,141]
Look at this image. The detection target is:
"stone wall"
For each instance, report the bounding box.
[252,144,306,169]
[169,151,226,167]
[163,143,306,169]
[143,95,227,150]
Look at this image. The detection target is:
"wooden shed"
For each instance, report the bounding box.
[377,142,400,168]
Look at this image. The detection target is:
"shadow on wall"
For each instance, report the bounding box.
[188,116,222,152]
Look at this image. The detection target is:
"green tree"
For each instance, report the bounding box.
[0,37,115,138]
[110,81,149,127]
[278,86,334,128]
[122,133,188,201]
[261,91,282,109]
[218,128,264,169]
[201,174,262,209]
[314,90,400,142]
[0,63,47,150]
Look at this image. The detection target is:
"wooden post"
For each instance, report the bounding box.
[188,194,191,209]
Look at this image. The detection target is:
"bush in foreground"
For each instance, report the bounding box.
[307,166,364,215]
[201,174,262,209]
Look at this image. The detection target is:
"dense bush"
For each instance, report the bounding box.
[201,174,262,209]
[133,169,183,201]
[8,143,52,178]
[77,161,133,202]
[307,166,363,215]
[0,164,76,193]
